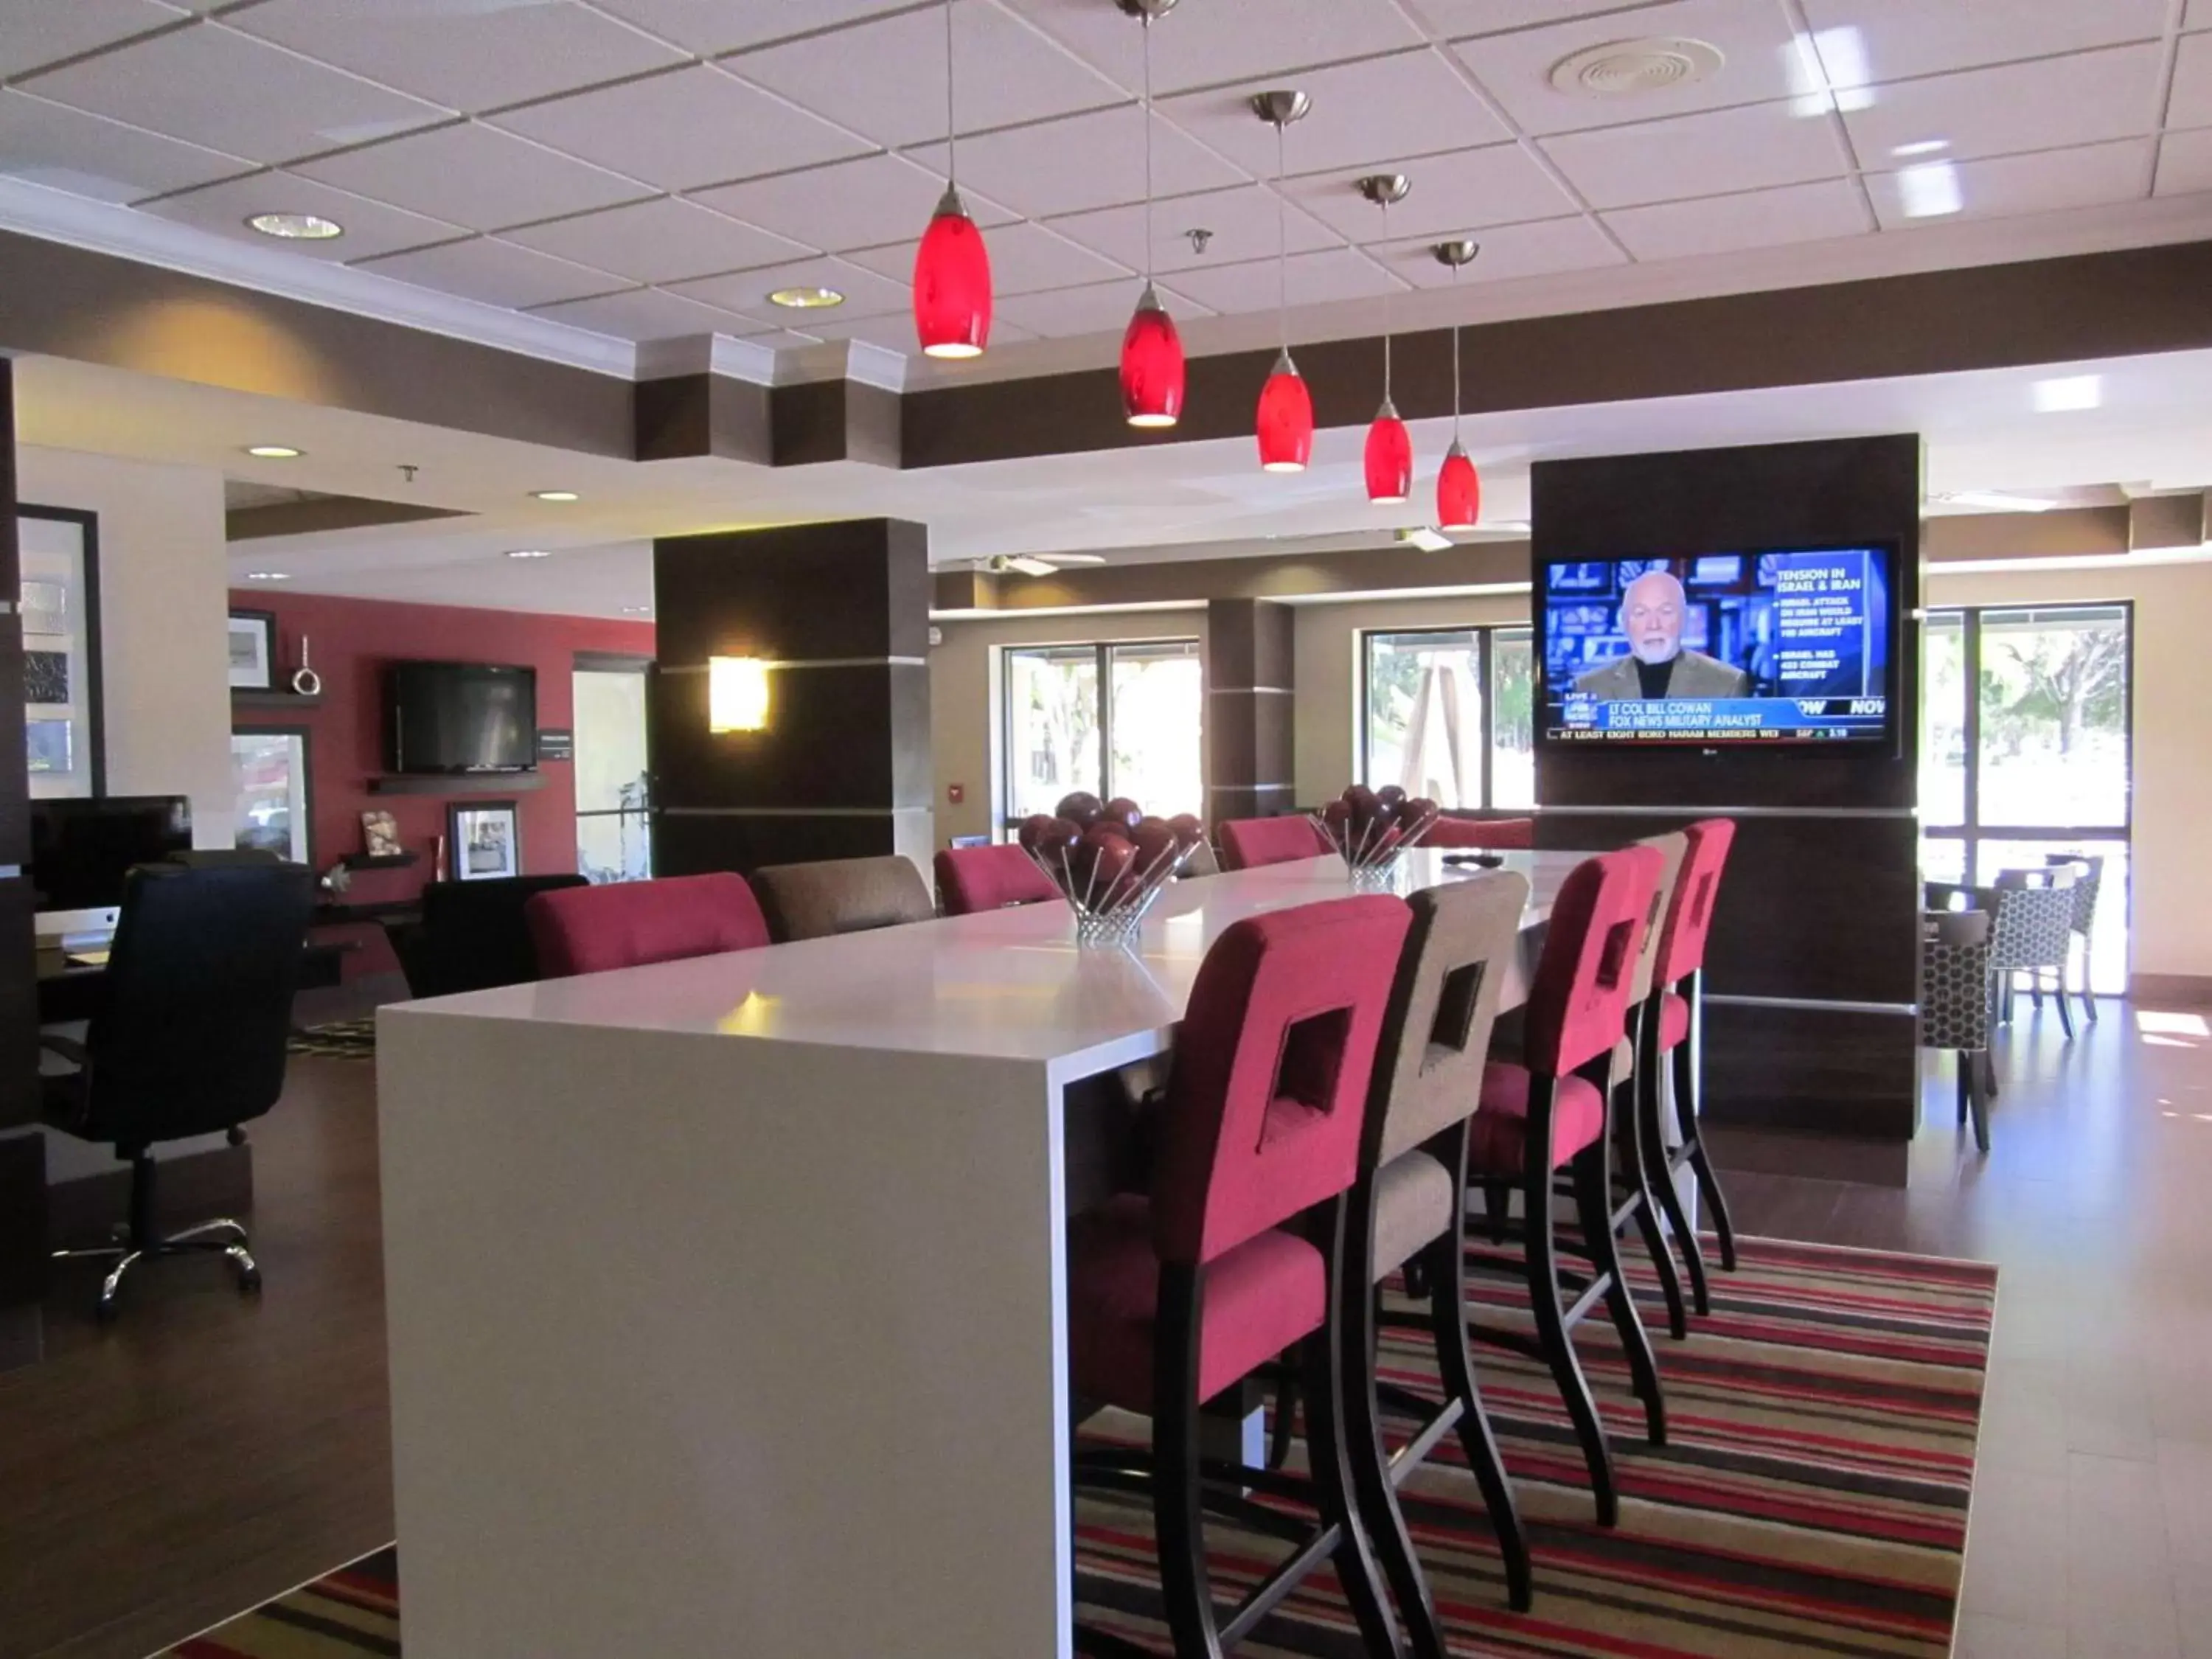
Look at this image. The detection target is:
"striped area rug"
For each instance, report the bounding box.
[287,1018,377,1061]
[158,1235,1993,1659]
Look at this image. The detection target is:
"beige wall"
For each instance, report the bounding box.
[929,608,1206,843]
[1925,560,2210,981]
[16,445,234,846]
[1292,592,1531,804]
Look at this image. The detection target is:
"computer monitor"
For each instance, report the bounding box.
[29,796,193,941]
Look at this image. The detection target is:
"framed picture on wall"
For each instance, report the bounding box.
[232,727,312,864]
[229,609,276,690]
[18,506,104,799]
[448,800,520,883]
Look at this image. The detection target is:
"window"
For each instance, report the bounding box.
[1003,639,1200,824]
[1360,627,1534,810]
[1920,603,2131,992]
[574,655,651,883]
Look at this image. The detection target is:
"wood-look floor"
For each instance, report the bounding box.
[1,995,2208,1659]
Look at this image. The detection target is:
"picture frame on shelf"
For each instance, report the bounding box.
[361,809,402,858]
[447,800,520,883]
[229,609,276,691]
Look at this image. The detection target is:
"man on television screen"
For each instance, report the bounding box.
[1571,570,1752,700]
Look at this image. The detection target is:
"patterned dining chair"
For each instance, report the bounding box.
[1923,909,1995,1152]
[2043,852,2104,1026]
[1989,869,2080,1039]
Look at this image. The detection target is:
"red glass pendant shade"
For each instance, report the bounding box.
[913,187,991,359]
[1120,282,1184,429]
[1363,398,1411,503]
[1436,439,1481,529]
[1256,349,1314,472]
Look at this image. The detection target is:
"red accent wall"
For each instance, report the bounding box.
[229,591,654,977]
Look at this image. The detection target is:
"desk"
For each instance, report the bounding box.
[377,851,1576,1659]
[35,939,355,1025]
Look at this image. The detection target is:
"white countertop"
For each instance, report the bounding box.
[386,850,1576,1074]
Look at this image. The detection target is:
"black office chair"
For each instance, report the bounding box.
[42,861,316,1320]
[386,874,590,998]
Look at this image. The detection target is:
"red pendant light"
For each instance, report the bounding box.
[1119,3,1183,428]
[1433,238,1482,529]
[1122,283,1184,428]
[914,0,990,359]
[1251,88,1310,473]
[1437,440,1481,528]
[1357,173,1411,503]
[1257,349,1313,471]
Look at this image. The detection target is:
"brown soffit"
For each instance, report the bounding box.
[226,495,471,541]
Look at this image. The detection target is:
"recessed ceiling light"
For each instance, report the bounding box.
[245,444,303,459]
[1893,139,1949,158]
[768,285,844,310]
[1395,527,1455,553]
[247,212,343,241]
[532,490,580,502]
[2033,375,2102,414]
[621,605,653,615]
[1896,160,1961,218]
[244,571,292,581]
[1936,490,2057,513]
[505,549,553,559]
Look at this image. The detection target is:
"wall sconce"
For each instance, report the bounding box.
[708,655,770,733]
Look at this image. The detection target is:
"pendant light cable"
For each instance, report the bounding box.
[1450,257,1463,440]
[944,0,957,183]
[1275,119,1288,346]
[1381,199,1392,401]
[1142,13,1154,282]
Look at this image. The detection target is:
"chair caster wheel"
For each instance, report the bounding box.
[237,1265,262,1296]
[95,1296,121,1325]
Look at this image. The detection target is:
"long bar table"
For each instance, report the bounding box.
[376,849,1582,1659]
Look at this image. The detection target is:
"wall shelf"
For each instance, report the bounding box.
[340,850,420,872]
[232,688,324,711]
[367,773,546,797]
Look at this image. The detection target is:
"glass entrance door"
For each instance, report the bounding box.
[574,657,650,883]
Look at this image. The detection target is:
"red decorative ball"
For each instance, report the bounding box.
[1016,813,1058,852]
[1054,791,1104,827]
[1103,796,1144,831]
[1133,818,1178,869]
[1168,813,1203,849]
[1376,785,1407,808]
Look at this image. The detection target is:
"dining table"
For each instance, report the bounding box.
[375,848,1589,1659]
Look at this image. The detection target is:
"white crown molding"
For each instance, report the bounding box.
[0,175,639,378]
[633,333,777,385]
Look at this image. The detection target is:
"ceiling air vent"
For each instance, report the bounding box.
[1548,37,1725,97]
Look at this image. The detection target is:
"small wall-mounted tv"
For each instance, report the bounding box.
[1532,543,1899,749]
[383,661,538,774]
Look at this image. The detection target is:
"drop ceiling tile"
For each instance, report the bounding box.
[20,21,447,163]
[1367,215,1627,285]
[0,89,248,204]
[296,122,653,232]
[1602,176,1870,259]
[729,4,1124,150]
[1046,183,1343,275]
[844,220,1130,296]
[668,255,910,320]
[1840,43,2166,164]
[689,151,1016,254]
[2157,126,2212,195]
[525,285,761,341]
[2192,0,2212,28]
[585,0,914,57]
[1800,0,2168,86]
[1284,142,1582,237]
[1541,98,1851,210]
[139,169,466,261]
[0,0,181,78]
[1408,0,1680,37]
[355,237,622,308]
[1449,0,1808,136]
[998,0,1426,97]
[1158,49,1512,181]
[2166,32,2212,131]
[490,64,868,195]
[905,105,1247,219]
[501,196,810,284]
[228,1,686,114]
[1166,246,1402,315]
[992,276,1212,339]
[1866,138,2152,228]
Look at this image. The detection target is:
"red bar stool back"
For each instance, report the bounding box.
[524,873,770,978]
[933,843,1060,915]
[1068,894,1411,1659]
[1419,815,1534,849]
[1215,815,1326,872]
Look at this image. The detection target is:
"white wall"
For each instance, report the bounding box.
[16,445,234,847]
[929,608,1206,844]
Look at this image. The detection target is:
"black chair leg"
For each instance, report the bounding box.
[1518,1082,1618,1526]
[1152,1270,1227,1659]
[1966,1048,1992,1153]
[1618,1130,1686,1342]
[1641,1079,1711,1317]
[1572,1135,1666,1448]
[1266,1368,1298,1472]
[1425,1228,1532,1612]
[1955,1053,1971,1127]
[1481,1180,1511,1244]
[1982,1048,2000,1101]
[1340,1255,1446,1658]
[1671,1037,1736,1276]
[2054,975,2076,1040]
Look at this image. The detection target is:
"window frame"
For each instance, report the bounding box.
[1356,623,1533,812]
[998,637,1201,829]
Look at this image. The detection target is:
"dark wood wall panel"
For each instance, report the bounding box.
[1204,599,1295,828]
[1,358,40,1349]
[1531,435,1922,1144]
[650,519,931,877]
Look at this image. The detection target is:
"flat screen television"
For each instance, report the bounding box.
[1533,544,1899,748]
[29,795,193,913]
[383,661,538,774]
